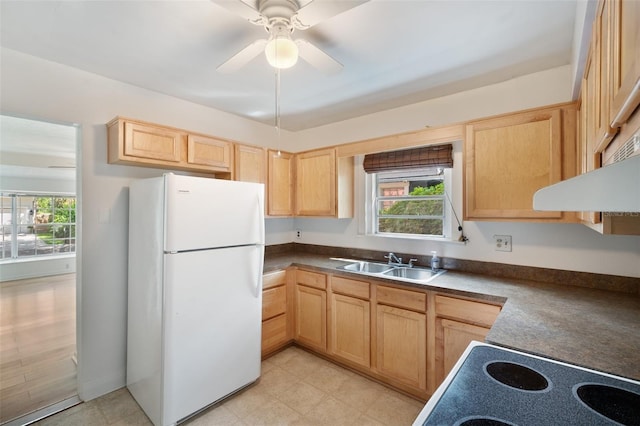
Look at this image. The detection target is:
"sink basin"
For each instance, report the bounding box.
[337,261,445,284]
[382,267,441,281]
[340,261,393,274]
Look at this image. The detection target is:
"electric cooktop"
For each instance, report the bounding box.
[413,342,640,426]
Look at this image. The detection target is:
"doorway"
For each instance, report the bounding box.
[0,115,80,425]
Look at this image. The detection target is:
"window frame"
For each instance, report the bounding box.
[365,167,454,240]
[1,192,77,261]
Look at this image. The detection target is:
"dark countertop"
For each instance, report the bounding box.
[264,253,640,382]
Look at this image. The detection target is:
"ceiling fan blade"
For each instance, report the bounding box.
[210,0,264,25]
[217,39,268,73]
[294,0,370,28]
[296,39,343,74]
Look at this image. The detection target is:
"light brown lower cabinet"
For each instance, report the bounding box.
[434,295,502,387]
[376,304,427,391]
[374,285,428,392]
[435,318,491,384]
[261,270,290,357]
[262,268,502,400]
[294,269,328,353]
[328,276,371,368]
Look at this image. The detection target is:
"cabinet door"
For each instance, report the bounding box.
[610,0,640,127]
[124,121,181,162]
[267,150,294,216]
[375,305,426,390]
[435,318,490,386]
[577,79,603,226]
[592,0,618,153]
[187,134,232,171]
[235,144,266,183]
[329,293,370,368]
[262,285,286,321]
[295,284,327,352]
[465,108,563,220]
[262,313,288,357]
[295,149,336,216]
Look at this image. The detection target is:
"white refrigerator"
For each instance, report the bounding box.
[126,173,264,426]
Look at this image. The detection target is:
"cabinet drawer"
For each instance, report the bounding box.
[296,269,327,290]
[263,270,287,290]
[262,313,288,355]
[263,285,286,321]
[435,295,501,328]
[331,276,370,300]
[376,285,426,312]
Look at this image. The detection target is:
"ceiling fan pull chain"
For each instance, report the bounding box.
[275,68,281,132]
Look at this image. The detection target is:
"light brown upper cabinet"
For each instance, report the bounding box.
[187,134,232,172]
[295,148,353,218]
[588,0,618,154]
[107,117,233,176]
[123,121,182,162]
[464,104,577,221]
[235,144,266,183]
[609,0,640,128]
[267,149,294,216]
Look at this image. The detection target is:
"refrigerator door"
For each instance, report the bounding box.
[164,174,264,252]
[162,244,263,424]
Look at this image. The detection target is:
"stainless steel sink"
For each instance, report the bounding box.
[340,261,393,274]
[382,267,441,281]
[337,261,445,284]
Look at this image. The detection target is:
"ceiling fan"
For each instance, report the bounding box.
[213,0,369,73]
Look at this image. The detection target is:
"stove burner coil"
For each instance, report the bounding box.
[485,361,550,391]
[574,383,640,425]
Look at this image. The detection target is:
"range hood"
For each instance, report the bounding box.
[533,154,640,212]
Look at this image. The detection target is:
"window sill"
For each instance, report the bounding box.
[363,232,467,245]
[0,253,76,264]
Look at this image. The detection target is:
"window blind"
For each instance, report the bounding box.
[363,144,453,173]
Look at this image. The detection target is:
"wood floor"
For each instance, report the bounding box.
[0,273,77,424]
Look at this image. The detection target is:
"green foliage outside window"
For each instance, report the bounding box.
[35,197,76,244]
[378,182,444,236]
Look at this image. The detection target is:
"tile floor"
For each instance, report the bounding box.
[33,346,426,426]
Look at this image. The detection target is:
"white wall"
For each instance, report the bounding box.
[0,47,287,402]
[291,65,640,278]
[289,66,573,151]
[0,176,76,194]
[0,256,76,281]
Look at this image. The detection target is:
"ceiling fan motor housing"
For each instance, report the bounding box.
[258,0,298,20]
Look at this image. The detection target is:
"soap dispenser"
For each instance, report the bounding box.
[430,251,440,271]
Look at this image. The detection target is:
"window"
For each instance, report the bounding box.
[0,193,76,260]
[372,169,447,238]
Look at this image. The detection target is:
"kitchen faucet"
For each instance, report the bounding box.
[384,252,418,268]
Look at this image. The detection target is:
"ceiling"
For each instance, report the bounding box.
[0,0,578,132]
[0,115,76,182]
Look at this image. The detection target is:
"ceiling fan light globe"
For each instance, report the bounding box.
[265,37,299,69]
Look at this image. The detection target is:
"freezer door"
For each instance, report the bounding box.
[162,245,263,424]
[164,174,264,252]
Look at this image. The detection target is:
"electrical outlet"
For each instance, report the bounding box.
[494,235,512,252]
[296,230,301,239]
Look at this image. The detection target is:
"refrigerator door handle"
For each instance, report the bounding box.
[255,246,264,298]
[256,193,265,245]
